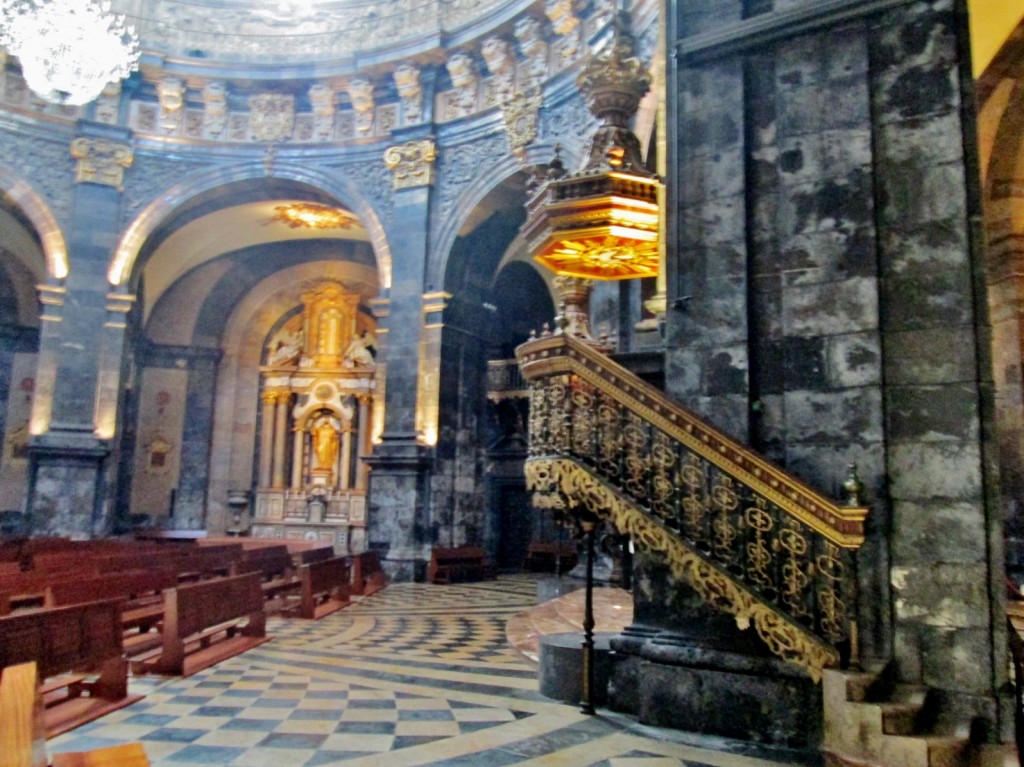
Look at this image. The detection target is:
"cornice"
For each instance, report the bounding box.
[675,0,915,64]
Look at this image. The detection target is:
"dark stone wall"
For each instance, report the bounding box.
[659,0,1001,728]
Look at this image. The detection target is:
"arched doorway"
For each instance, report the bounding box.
[435,173,556,567]
[116,178,384,543]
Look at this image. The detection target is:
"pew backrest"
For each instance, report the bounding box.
[0,598,124,679]
[46,570,178,608]
[167,572,265,641]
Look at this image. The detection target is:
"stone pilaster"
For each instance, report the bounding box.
[367,134,437,581]
[26,122,134,538]
[171,348,221,530]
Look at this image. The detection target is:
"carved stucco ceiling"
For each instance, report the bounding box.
[114,0,538,72]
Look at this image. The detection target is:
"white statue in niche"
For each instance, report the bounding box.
[267,326,303,365]
[343,329,375,367]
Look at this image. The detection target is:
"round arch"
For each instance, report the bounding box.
[427,141,582,291]
[0,164,68,280]
[108,160,393,290]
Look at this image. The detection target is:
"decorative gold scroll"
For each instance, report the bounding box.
[525,457,840,682]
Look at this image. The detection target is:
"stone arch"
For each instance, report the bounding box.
[109,160,392,290]
[0,164,68,280]
[427,141,581,291]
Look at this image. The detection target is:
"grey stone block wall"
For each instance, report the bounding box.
[656,0,1003,732]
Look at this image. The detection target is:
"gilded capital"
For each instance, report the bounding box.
[69,138,134,191]
[383,138,437,189]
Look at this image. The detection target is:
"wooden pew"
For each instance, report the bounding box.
[427,546,496,584]
[0,661,45,767]
[349,551,387,597]
[95,544,241,581]
[131,572,270,677]
[0,661,149,767]
[291,557,350,620]
[232,545,297,599]
[523,541,578,573]
[45,570,179,655]
[0,598,142,738]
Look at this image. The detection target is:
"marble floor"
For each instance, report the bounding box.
[48,575,809,767]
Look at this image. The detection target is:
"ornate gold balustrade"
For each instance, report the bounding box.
[516,332,868,681]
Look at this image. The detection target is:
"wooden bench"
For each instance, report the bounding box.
[291,557,350,620]
[524,541,578,573]
[350,551,387,596]
[0,662,150,767]
[427,546,496,584]
[131,572,270,677]
[45,570,179,656]
[0,598,142,738]
[232,545,298,600]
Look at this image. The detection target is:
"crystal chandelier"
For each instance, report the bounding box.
[0,0,140,106]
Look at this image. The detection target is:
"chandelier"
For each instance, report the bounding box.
[521,14,661,281]
[0,0,140,106]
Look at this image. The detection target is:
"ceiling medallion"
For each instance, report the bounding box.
[270,203,357,230]
[521,13,661,282]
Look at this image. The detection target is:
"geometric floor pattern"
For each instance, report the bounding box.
[48,575,806,767]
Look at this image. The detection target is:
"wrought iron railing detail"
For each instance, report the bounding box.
[517,333,868,681]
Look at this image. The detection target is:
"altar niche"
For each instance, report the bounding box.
[251,282,378,552]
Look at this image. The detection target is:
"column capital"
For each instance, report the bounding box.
[383,138,437,190]
[70,137,134,192]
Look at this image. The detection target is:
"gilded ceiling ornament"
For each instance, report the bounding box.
[249,93,296,142]
[69,137,133,191]
[383,138,437,189]
[502,87,542,158]
[270,203,357,230]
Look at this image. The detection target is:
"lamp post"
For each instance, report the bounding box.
[579,515,597,715]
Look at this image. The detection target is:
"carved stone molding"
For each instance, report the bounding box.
[502,88,543,157]
[383,139,437,190]
[249,93,295,142]
[69,138,134,191]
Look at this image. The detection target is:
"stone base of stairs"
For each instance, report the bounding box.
[823,666,1019,767]
[607,626,823,750]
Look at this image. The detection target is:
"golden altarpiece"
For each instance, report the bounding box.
[250,282,379,551]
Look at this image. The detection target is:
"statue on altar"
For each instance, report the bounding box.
[312,419,338,469]
[343,329,376,366]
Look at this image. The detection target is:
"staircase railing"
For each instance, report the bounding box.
[516,331,868,681]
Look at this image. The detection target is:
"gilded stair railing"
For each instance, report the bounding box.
[516,332,868,682]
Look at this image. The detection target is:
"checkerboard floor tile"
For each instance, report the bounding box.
[47,575,805,767]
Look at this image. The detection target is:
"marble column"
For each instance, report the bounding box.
[291,427,304,491]
[258,392,275,488]
[272,393,289,489]
[356,394,371,490]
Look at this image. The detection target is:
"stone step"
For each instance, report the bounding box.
[880,702,922,736]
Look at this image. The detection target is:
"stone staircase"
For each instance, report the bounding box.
[823,663,1016,767]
